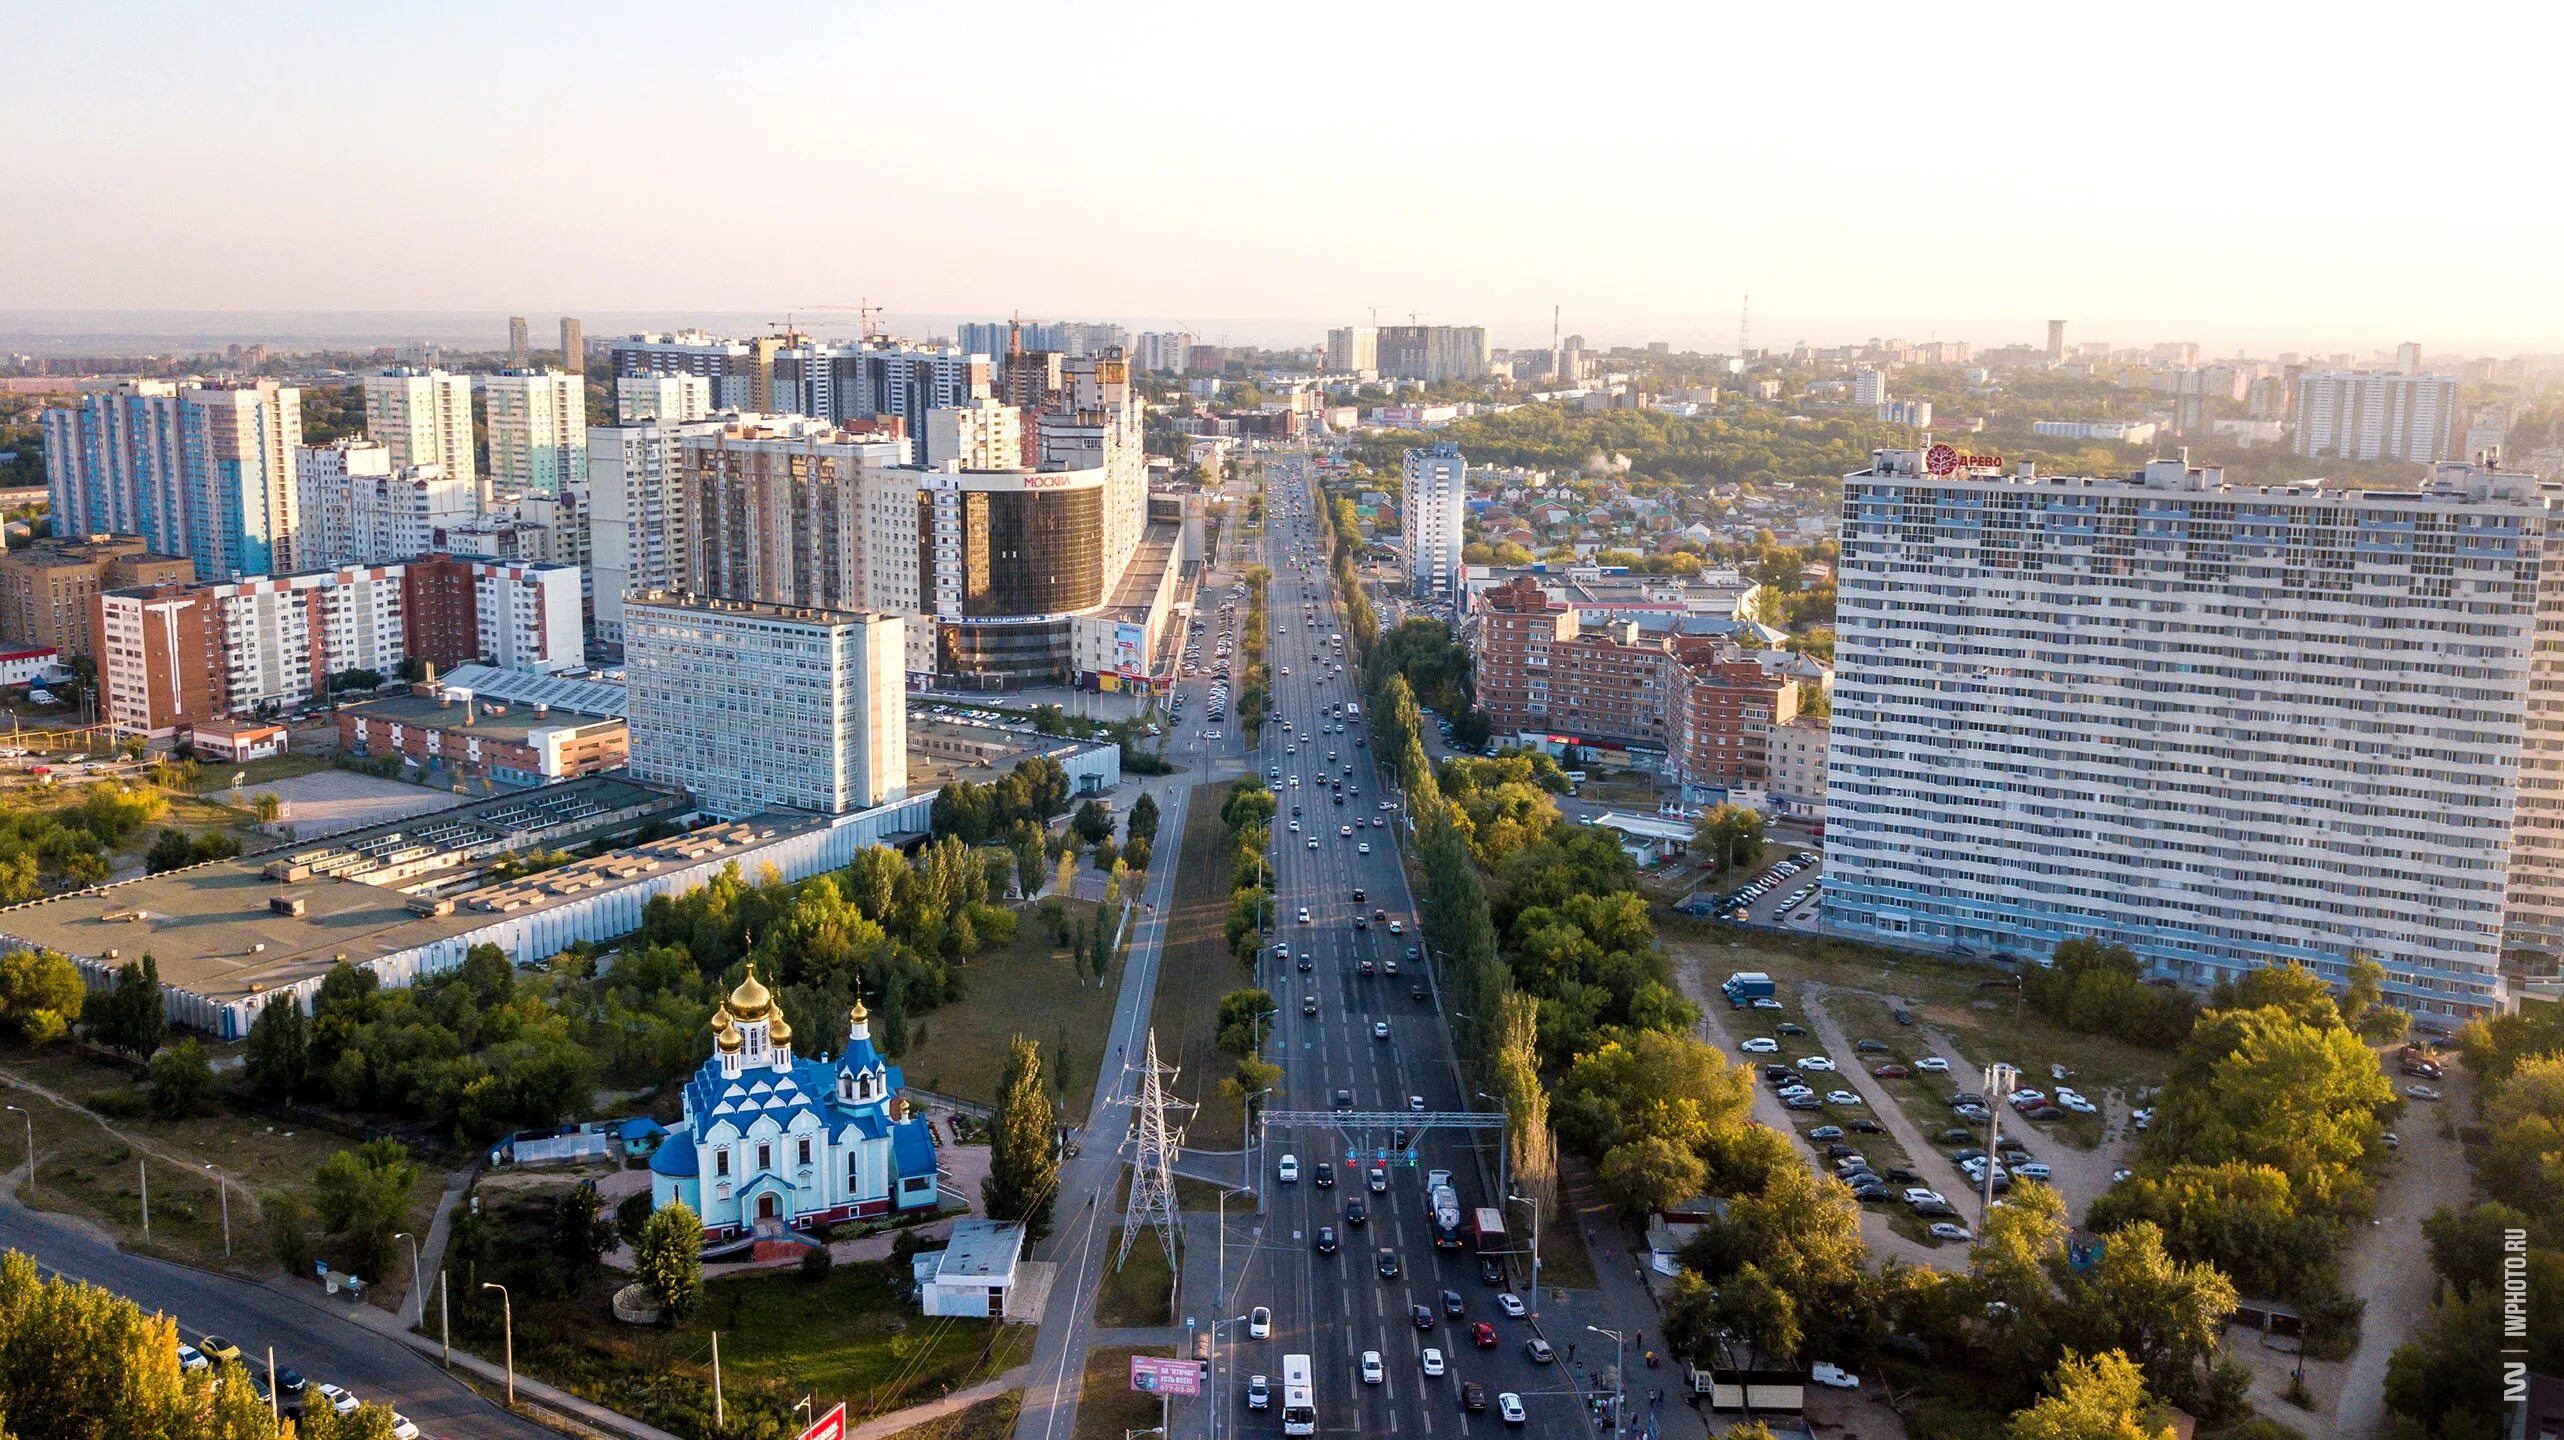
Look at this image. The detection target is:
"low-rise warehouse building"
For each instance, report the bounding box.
[338,689,628,785]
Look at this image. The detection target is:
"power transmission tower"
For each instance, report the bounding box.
[1116,1028,1191,1269]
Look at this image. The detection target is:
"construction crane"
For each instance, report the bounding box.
[792,298,887,339]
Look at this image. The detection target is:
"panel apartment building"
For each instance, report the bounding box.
[97,557,584,738]
[1472,576,1799,793]
[0,536,193,663]
[42,379,303,579]
[1823,448,2564,1023]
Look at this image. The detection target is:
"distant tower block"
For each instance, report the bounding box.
[2046,319,2067,364]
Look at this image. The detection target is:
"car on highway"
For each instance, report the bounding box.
[1346,1198,1368,1226]
[1250,1306,1271,1338]
[1461,1382,1488,1413]
[1361,1351,1384,1384]
[1412,1303,1436,1330]
[1315,1224,1338,1253]
[1278,1154,1299,1182]
[1369,1166,1388,1191]
[1357,842,1371,854]
[1377,1248,1400,1279]
[1525,1337,1555,1363]
[1372,1021,1391,1040]
[1296,907,1311,923]
[1421,1346,1446,1377]
[1409,1094,1426,1111]
[1498,1393,1527,1425]
[1247,1374,1271,1409]
[1496,1291,1526,1317]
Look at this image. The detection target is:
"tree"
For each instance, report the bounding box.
[1071,799,1114,845]
[147,1039,218,1117]
[2084,1161,2335,1302]
[314,1139,421,1281]
[251,791,283,823]
[0,948,83,1043]
[0,1248,291,1437]
[635,1203,704,1320]
[1053,849,1077,899]
[983,1035,1059,1241]
[96,953,167,1059]
[2063,1220,2235,1403]
[615,1191,655,1249]
[1691,803,1768,871]
[551,1181,617,1288]
[1127,791,1162,844]
[242,992,309,1101]
[2007,1350,2176,1440]
[1009,821,1046,898]
[1215,989,1278,1055]
[1598,1133,1706,1216]
[874,979,910,1058]
[2339,953,2407,1042]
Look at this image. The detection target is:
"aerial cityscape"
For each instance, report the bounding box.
[0,5,2555,1440]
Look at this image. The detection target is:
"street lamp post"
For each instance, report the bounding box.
[1506,1190,1543,1316]
[1588,1325,1627,1440]
[2,1104,30,1200]
[1981,1063,2019,1232]
[393,1231,423,1325]
[480,1282,514,1407]
[204,1163,230,1259]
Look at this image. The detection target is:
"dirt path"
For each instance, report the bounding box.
[1671,958,1950,1272]
[0,1063,266,1221]
[1800,985,1979,1230]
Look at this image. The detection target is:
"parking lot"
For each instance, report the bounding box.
[1713,851,1827,926]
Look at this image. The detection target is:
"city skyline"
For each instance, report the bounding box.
[6,1,2561,353]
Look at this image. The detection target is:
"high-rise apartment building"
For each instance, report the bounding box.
[1326,326,1379,374]
[1135,331,1195,374]
[680,417,919,616]
[42,380,303,580]
[2046,320,2067,364]
[2396,340,2423,375]
[97,557,584,738]
[1377,325,1490,383]
[1824,448,2561,1022]
[608,331,778,412]
[484,369,587,497]
[924,398,1025,470]
[587,414,729,642]
[1402,441,1467,598]
[508,315,530,361]
[614,374,713,423]
[1853,368,1888,407]
[0,536,192,662]
[360,368,478,502]
[560,316,585,373]
[2294,370,2457,463]
[294,439,475,570]
[623,595,907,819]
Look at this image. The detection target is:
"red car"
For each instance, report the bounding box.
[1873,1063,1910,1078]
[1472,1322,1498,1349]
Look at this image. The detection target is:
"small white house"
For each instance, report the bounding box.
[914,1219,1025,1318]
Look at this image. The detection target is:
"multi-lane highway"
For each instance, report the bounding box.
[1208,456,1583,1439]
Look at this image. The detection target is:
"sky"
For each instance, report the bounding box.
[5,0,2563,355]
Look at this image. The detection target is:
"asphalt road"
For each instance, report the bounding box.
[1211,457,1588,1440]
[0,1194,550,1438]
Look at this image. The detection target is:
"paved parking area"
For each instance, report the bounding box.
[239,769,464,839]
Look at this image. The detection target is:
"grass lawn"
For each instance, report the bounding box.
[465,1252,1033,1435]
[902,896,1114,1116]
[878,1390,1022,1440]
[1146,785,1253,1149]
[188,753,333,792]
[1093,1227,1178,1328]
[0,1040,443,1286]
[1072,1347,1175,1440]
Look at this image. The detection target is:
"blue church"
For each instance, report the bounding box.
[649,966,941,1240]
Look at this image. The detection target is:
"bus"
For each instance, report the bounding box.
[1345,701,1360,720]
[1280,1354,1316,1436]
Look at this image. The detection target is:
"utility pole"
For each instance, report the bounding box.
[1981,1063,2018,1231]
[138,1158,147,1245]
[3,1105,29,1200]
[1589,1326,1627,1440]
[480,1282,514,1408]
[439,1272,450,1366]
[1117,1028,1191,1269]
[711,1329,724,1426]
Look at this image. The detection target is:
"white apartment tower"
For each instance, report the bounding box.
[484,368,587,497]
[1402,441,1467,599]
[1824,448,2564,1023]
[615,374,714,424]
[587,415,729,642]
[360,368,477,501]
[294,439,476,569]
[1326,326,1379,375]
[2294,370,2457,463]
[44,380,303,580]
[924,398,1025,470]
[1853,368,1888,407]
[624,596,908,819]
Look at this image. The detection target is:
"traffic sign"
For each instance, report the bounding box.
[798,1403,847,1440]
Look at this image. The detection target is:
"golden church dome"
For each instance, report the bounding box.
[768,1011,794,1047]
[716,1025,744,1053]
[728,964,773,1018]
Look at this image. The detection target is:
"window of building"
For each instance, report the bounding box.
[716,1149,730,1178]
[797,1137,811,1166]
[757,1142,771,1172]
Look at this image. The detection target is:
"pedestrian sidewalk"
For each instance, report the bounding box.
[272,1274,684,1440]
[846,1367,1030,1440]
[1534,1156,1707,1440]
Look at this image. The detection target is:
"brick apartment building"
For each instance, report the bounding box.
[96,557,584,739]
[0,535,193,662]
[1471,575,1796,792]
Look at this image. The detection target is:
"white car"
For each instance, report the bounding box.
[389,1418,422,1440]
[176,1343,209,1373]
[314,1385,361,1417]
[1372,1021,1390,1040]
[1752,997,1784,1010]
[1825,1090,1864,1107]
[1249,1306,1271,1338]
[1810,1362,1861,1390]
[1498,1392,1527,1425]
[1903,1187,1945,1207]
[1915,1056,1951,1073]
[2013,1162,2053,1180]
[1340,825,1353,837]
[1357,842,1371,855]
[1776,1084,1815,1101]
[2059,1093,2099,1115]
[1361,1351,1384,1385]
[1928,1222,1974,1242]
[1278,1154,1300,1182]
[1739,1037,1779,1054]
[1297,908,1311,924]
[1421,1347,1447,1377]
[1798,1057,1837,1072]
[1496,1291,1526,1318]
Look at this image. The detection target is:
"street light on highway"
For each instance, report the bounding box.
[393,1231,423,1325]
[481,1281,514,1407]
[2,1104,30,1200]
[1587,1325,1628,1440]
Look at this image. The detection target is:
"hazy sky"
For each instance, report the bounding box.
[6,0,2561,353]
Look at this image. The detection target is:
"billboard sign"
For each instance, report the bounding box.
[1130,1355,1205,1397]
[1113,622,1147,677]
[797,1403,847,1440]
